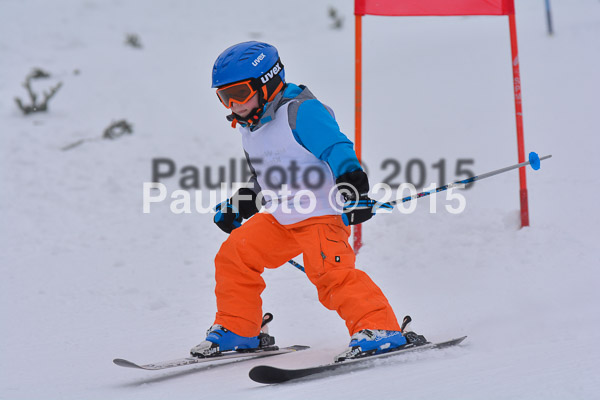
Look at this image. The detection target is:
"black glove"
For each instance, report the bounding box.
[336,170,383,226]
[213,188,259,233]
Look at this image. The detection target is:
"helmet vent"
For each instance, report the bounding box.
[220,51,236,68]
[239,43,268,61]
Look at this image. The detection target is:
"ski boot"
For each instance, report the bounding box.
[190,313,277,358]
[334,315,428,362]
[334,329,407,362]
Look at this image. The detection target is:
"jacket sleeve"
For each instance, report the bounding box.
[288,99,362,178]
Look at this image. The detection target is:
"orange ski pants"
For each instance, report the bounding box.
[213,213,400,337]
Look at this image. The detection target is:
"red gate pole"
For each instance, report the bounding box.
[354,14,364,252]
[508,12,530,227]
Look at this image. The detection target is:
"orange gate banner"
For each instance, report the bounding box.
[355,0,514,16]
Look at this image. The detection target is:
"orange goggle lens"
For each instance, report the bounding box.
[216,80,256,109]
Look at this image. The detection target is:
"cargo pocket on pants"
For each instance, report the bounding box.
[317,224,355,274]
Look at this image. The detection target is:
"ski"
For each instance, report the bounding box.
[249,336,467,384]
[114,345,310,371]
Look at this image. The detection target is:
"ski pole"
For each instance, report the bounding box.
[287,259,305,272]
[290,152,551,272]
[382,152,551,207]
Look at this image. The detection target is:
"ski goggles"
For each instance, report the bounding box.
[216,80,257,109]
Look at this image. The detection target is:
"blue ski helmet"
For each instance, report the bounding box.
[212,41,286,127]
[212,41,285,88]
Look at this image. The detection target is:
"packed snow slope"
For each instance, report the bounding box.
[1,0,599,399]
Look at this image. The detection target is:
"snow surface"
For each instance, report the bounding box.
[1,0,599,399]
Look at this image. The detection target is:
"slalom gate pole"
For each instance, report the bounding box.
[508,12,530,228]
[354,13,364,253]
[286,152,552,273]
[545,0,554,36]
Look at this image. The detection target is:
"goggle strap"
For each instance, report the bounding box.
[256,58,284,86]
[261,85,268,101]
[267,81,284,103]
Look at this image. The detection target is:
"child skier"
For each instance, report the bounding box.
[191,41,407,361]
